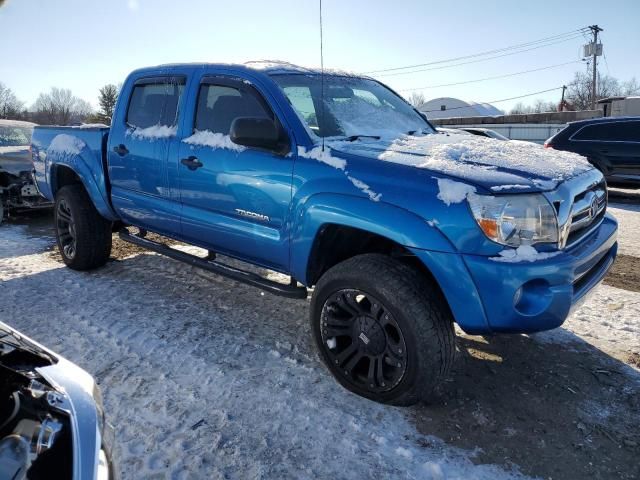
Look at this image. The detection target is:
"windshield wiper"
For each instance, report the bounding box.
[345,135,381,142]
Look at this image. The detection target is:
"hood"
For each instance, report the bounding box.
[328,134,594,193]
[0,322,55,365]
[0,145,33,177]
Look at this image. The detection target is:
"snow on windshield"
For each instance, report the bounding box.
[272,74,431,140]
[326,96,425,139]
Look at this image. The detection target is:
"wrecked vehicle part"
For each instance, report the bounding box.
[0,120,52,222]
[0,322,115,479]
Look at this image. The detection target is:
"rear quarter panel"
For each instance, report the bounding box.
[31,126,118,220]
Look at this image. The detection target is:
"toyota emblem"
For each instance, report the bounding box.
[589,196,598,219]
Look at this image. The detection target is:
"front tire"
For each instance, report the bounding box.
[54,185,112,270]
[310,254,455,406]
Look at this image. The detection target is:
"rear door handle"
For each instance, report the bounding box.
[113,144,129,156]
[181,156,203,170]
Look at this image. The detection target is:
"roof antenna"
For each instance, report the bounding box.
[319,0,325,152]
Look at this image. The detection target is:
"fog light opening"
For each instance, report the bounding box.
[514,279,553,316]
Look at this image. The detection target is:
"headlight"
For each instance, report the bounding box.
[467,193,558,247]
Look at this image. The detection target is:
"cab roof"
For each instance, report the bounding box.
[130,60,366,78]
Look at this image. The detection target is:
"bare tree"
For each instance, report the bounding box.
[406,92,426,108]
[622,78,640,96]
[509,102,527,114]
[532,99,558,113]
[0,82,26,120]
[566,71,624,111]
[509,99,557,115]
[32,87,93,125]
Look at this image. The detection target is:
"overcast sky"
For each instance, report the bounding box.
[1,0,638,112]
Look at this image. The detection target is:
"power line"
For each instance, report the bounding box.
[399,60,582,91]
[600,34,611,75]
[420,87,565,113]
[373,35,585,78]
[363,28,590,74]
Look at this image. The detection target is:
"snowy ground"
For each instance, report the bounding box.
[607,203,640,257]
[1,203,639,479]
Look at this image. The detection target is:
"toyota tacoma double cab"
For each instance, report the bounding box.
[31,62,618,405]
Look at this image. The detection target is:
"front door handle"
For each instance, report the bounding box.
[113,144,129,156]
[181,156,203,171]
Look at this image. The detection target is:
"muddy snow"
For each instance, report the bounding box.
[1,204,639,479]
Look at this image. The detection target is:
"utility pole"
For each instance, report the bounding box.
[589,25,603,110]
[560,85,567,111]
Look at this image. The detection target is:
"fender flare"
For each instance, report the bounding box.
[289,192,455,284]
[47,141,118,221]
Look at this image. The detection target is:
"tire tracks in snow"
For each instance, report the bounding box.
[0,226,528,480]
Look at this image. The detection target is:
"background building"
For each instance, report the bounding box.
[419,97,503,120]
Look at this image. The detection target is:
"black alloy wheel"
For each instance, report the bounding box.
[56,198,77,260]
[320,289,408,393]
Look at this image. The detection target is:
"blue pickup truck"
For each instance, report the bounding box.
[31,62,618,405]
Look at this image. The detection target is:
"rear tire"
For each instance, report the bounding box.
[54,185,112,270]
[310,254,455,406]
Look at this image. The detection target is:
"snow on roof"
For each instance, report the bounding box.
[0,119,37,128]
[137,61,366,79]
[244,60,362,77]
[244,60,314,73]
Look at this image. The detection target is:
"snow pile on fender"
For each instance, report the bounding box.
[436,178,476,206]
[298,146,381,201]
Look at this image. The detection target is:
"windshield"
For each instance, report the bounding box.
[0,126,32,147]
[271,74,434,139]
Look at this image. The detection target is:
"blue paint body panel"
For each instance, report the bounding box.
[31,63,618,335]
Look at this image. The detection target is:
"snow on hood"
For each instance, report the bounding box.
[329,134,593,192]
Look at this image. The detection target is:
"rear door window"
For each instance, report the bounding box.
[194,83,272,134]
[126,77,185,129]
[573,121,640,142]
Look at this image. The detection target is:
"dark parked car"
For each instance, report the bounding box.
[545,116,640,188]
[460,127,510,141]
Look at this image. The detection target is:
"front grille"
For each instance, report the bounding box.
[565,180,607,248]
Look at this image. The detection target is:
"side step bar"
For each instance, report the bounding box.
[118,229,308,299]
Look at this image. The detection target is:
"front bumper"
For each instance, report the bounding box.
[412,213,617,334]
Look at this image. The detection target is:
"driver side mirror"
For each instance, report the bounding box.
[230,117,286,153]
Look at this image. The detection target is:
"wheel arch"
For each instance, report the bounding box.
[290,193,455,286]
[49,162,118,221]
